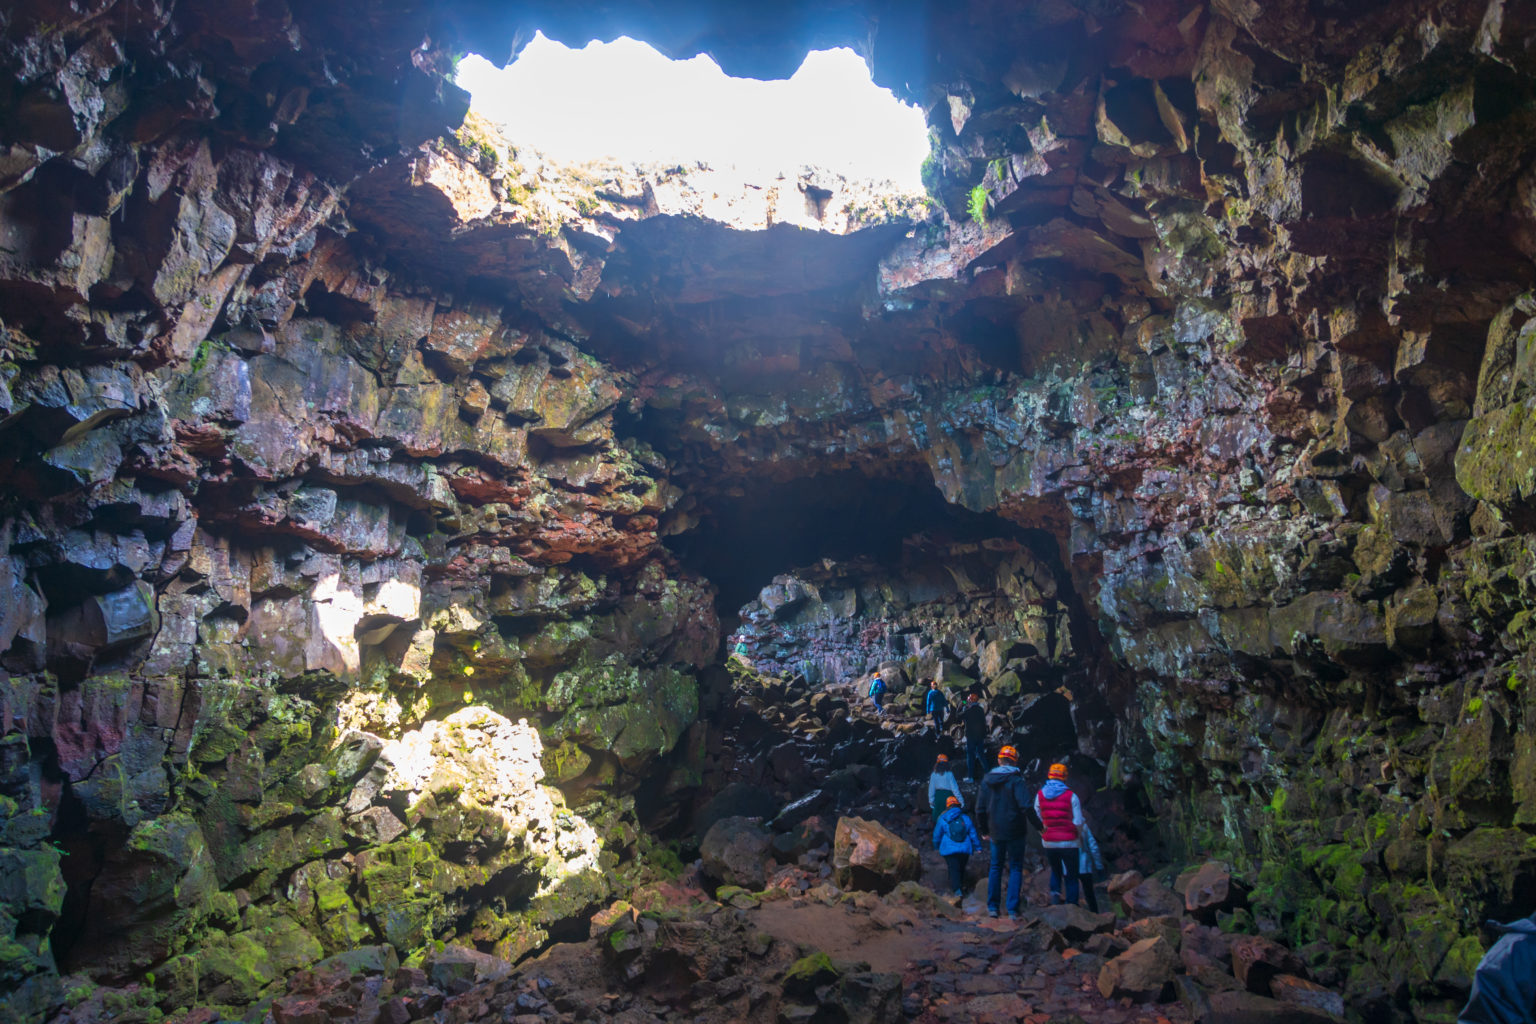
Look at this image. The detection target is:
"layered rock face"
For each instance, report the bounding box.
[4,0,1536,1021]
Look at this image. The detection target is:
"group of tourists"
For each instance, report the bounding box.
[929,745,1104,919]
[869,675,989,781]
[864,676,1104,916]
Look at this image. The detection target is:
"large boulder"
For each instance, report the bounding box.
[1121,915,1183,951]
[423,944,513,995]
[832,817,920,893]
[1181,920,1235,967]
[1038,903,1117,942]
[1097,936,1178,1001]
[1121,876,1184,919]
[1184,861,1245,919]
[701,816,772,890]
[781,954,901,1024]
[1231,935,1307,994]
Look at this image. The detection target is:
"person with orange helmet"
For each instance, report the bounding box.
[1034,761,1086,906]
[932,795,982,905]
[977,744,1032,919]
[927,754,962,826]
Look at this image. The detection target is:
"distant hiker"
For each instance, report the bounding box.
[1034,762,1085,906]
[1077,821,1105,913]
[962,694,988,781]
[977,744,1032,919]
[868,674,886,714]
[925,680,947,737]
[933,795,982,906]
[1459,912,1536,1024]
[927,754,962,825]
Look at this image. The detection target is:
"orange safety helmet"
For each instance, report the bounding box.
[946,795,962,808]
[935,754,949,763]
[1048,762,1068,779]
[998,745,1018,762]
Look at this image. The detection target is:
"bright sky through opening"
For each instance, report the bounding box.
[457,35,929,190]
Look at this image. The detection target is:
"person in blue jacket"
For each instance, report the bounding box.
[868,674,886,714]
[1460,912,1536,1024]
[925,680,948,737]
[932,795,982,905]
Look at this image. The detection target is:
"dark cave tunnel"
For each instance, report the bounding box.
[664,465,1037,623]
[662,463,1128,784]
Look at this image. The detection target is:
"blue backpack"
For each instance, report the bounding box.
[947,810,971,844]
[869,677,886,697]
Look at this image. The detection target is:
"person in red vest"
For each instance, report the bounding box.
[1033,761,1085,905]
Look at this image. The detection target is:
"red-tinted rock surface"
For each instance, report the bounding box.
[832,817,920,893]
[1097,935,1179,1001]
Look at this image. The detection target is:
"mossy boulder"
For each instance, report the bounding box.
[1443,828,1536,912]
[987,670,1023,697]
[783,951,840,998]
[546,663,698,768]
[355,838,451,953]
[196,907,322,1005]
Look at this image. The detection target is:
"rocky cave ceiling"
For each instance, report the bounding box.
[5,1,1536,1022]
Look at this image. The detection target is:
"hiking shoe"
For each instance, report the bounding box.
[987,908,1000,918]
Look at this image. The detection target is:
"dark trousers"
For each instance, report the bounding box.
[988,837,1027,915]
[1079,870,1099,912]
[943,852,969,895]
[965,739,986,781]
[1045,847,1081,905]
[930,708,945,736]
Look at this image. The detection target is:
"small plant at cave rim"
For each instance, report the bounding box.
[967,184,988,226]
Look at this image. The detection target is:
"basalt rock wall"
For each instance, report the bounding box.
[3,1,1536,1021]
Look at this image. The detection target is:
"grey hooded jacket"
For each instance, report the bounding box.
[1459,915,1536,1024]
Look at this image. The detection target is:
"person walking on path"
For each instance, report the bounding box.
[976,744,1032,919]
[925,680,947,738]
[927,754,962,826]
[1034,762,1085,905]
[1459,911,1536,1024]
[932,795,982,906]
[868,674,886,715]
[1076,821,1105,913]
[962,694,988,782]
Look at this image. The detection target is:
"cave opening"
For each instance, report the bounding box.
[664,465,1120,764]
[665,466,1026,625]
[455,34,930,189]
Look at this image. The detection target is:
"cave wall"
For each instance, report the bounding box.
[3,0,1536,1021]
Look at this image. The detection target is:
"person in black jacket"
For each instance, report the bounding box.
[1460,913,1536,1024]
[962,694,988,782]
[976,744,1031,919]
